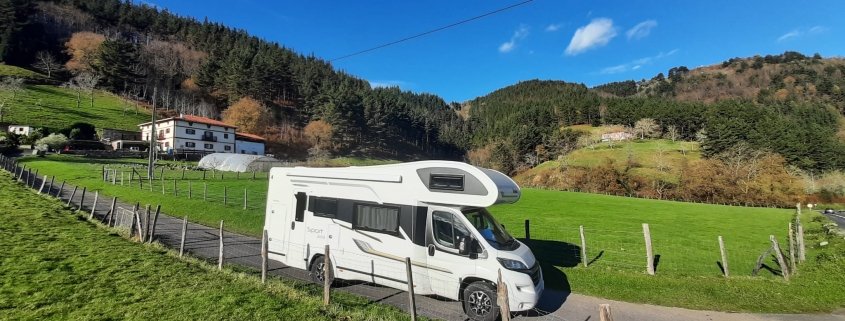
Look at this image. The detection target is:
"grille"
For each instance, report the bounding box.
[529,262,541,286]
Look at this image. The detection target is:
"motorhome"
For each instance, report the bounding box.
[264,161,543,321]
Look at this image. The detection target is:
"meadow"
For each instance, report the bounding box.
[0,170,417,320]
[15,154,845,313]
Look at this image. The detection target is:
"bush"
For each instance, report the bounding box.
[36,133,69,151]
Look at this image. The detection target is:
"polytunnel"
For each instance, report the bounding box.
[197,153,287,172]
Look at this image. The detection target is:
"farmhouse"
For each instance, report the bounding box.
[235,132,265,155]
[100,128,141,142]
[601,131,633,142]
[8,125,35,136]
[139,114,236,154]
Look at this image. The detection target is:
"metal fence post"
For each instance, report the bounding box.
[218,220,225,270]
[179,216,188,258]
[89,191,99,219]
[405,257,417,320]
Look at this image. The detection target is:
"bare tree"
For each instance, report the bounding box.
[666,125,678,143]
[62,77,84,109]
[634,118,660,139]
[653,141,669,172]
[74,73,100,108]
[2,77,24,100]
[578,134,598,150]
[32,51,62,78]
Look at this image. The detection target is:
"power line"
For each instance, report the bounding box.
[329,0,534,62]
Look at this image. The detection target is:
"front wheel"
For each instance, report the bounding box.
[309,255,334,286]
[463,281,500,321]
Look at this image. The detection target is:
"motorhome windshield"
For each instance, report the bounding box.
[462,208,517,250]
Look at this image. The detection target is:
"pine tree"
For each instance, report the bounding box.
[93,39,143,92]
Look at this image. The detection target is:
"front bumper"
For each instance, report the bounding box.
[506,267,543,312]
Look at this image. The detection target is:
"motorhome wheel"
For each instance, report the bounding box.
[309,256,334,285]
[463,282,500,321]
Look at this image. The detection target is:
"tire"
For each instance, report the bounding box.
[309,255,334,286]
[463,281,500,321]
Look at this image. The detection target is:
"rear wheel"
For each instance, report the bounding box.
[309,255,334,286]
[463,281,500,321]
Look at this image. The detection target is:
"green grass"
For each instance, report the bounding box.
[489,189,845,313]
[16,155,845,313]
[0,170,417,320]
[0,63,48,81]
[2,85,150,131]
[532,139,700,182]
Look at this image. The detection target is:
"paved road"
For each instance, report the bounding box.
[7,164,845,321]
[823,211,845,229]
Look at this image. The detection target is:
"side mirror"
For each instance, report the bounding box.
[458,235,473,255]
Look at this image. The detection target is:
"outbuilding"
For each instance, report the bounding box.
[197,153,287,172]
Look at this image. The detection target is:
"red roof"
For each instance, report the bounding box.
[236,132,266,141]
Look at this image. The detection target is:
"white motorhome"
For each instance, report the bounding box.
[264,161,543,321]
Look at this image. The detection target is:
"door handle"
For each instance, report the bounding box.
[291,221,295,230]
[428,245,435,256]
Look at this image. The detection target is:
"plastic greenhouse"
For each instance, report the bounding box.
[197,153,287,172]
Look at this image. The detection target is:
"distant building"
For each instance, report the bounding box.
[110,140,148,151]
[235,132,266,155]
[601,131,633,142]
[101,128,141,142]
[8,125,34,136]
[139,114,236,154]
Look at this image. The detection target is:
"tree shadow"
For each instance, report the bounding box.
[716,261,726,275]
[587,250,604,266]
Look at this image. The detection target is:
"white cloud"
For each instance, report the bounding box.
[597,49,678,74]
[499,25,530,53]
[626,20,657,40]
[809,26,827,33]
[369,80,407,89]
[565,18,617,56]
[546,24,563,32]
[777,30,801,42]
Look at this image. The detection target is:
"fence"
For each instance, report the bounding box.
[2,154,622,321]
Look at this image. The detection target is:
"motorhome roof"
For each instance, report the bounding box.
[274,161,521,208]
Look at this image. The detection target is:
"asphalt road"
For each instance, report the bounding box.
[823,211,845,229]
[9,166,845,321]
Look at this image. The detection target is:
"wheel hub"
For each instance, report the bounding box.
[469,290,492,316]
[315,262,325,282]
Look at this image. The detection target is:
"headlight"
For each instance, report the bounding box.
[497,258,528,270]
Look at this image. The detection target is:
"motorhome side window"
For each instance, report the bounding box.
[429,174,464,191]
[354,204,399,234]
[312,198,338,218]
[432,211,470,250]
[294,192,306,222]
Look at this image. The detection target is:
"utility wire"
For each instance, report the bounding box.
[329,0,534,62]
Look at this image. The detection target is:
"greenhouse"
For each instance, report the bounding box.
[197,153,288,172]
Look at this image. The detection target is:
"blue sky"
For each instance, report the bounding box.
[148,0,844,103]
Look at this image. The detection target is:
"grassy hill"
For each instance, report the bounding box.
[0,63,49,81]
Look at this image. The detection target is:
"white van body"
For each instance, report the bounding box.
[264,161,543,319]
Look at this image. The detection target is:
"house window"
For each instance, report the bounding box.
[429,174,464,191]
[165,142,170,148]
[241,150,245,154]
[166,128,170,134]
[186,142,195,148]
[224,146,231,151]
[204,143,213,149]
[207,125,211,128]
[432,211,470,249]
[158,130,163,136]
[311,198,338,218]
[224,133,229,139]
[186,129,195,134]
[188,122,193,126]
[354,204,400,235]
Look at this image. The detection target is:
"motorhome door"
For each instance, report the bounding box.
[425,207,476,299]
[267,202,290,264]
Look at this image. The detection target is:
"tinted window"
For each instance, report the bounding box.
[354,204,399,234]
[312,198,338,218]
[433,211,469,249]
[430,174,464,191]
[294,192,306,222]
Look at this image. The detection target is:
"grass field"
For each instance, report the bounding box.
[531,138,700,182]
[15,154,845,313]
[0,170,417,320]
[0,63,48,81]
[1,84,150,131]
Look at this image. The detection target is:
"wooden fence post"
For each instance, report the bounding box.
[405,257,417,321]
[181,168,185,180]
[224,186,227,205]
[149,205,161,243]
[48,176,54,195]
[162,179,165,194]
[218,220,224,270]
[121,171,124,186]
[203,171,206,180]
[237,171,240,179]
[580,225,588,267]
[179,216,188,258]
[524,220,530,240]
[79,187,86,210]
[112,170,116,184]
[142,205,151,242]
[324,245,331,306]
[253,171,256,180]
[497,269,511,321]
[89,191,99,219]
[788,223,796,272]
[221,172,224,180]
[599,304,614,321]
[107,197,117,226]
[204,183,207,201]
[261,230,268,284]
[33,169,39,187]
[132,203,143,239]
[244,189,248,210]
[798,223,806,262]
[770,235,789,280]
[67,186,78,206]
[643,223,655,275]
[27,168,32,186]
[174,179,177,196]
[188,181,192,199]
[129,171,134,186]
[38,174,47,194]
[718,236,729,277]
[58,180,65,198]
[159,167,164,180]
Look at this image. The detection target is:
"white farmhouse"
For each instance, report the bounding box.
[235,132,266,155]
[601,131,634,142]
[139,114,236,153]
[8,125,35,136]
